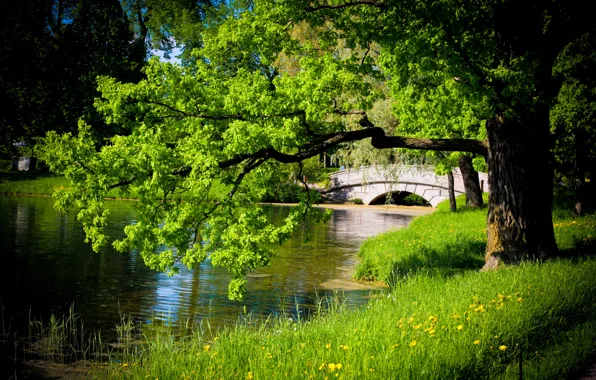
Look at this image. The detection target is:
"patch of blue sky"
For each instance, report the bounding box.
[152,47,183,64]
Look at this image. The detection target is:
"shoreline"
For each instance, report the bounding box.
[261,202,435,216]
[0,193,436,216]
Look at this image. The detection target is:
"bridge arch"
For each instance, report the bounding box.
[368,190,432,207]
[323,165,488,207]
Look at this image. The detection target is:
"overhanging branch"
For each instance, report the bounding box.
[219,125,488,170]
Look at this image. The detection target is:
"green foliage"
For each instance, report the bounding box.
[401,193,429,206]
[36,0,595,300]
[550,32,596,185]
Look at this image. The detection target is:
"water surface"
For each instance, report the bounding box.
[0,196,416,335]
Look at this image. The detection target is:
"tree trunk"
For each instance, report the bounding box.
[573,131,586,216]
[483,114,558,270]
[458,155,484,207]
[447,170,457,212]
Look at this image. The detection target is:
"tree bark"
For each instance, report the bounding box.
[573,131,586,216]
[447,170,457,212]
[483,114,558,270]
[458,155,484,207]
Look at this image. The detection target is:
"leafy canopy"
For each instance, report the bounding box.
[40,0,594,299]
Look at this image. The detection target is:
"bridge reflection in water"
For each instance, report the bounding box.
[324,165,489,207]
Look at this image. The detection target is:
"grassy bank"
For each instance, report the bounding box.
[89,195,596,379]
[0,171,68,196]
[355,191,595,284]
[96,259,596,380]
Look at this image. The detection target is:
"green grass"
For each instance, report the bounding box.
[3,176,595,378]
[88,194,596,380]
[95,259,596,380]
[0,171,69,196]
[355,192,596,285]
[0,172,230,200]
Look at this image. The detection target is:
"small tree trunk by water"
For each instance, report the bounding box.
[459,155,484,207]
[447,170,456,212]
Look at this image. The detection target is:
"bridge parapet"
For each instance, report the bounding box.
[325,165,488,207]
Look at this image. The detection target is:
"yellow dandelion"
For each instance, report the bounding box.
[247,371,254,380]
[457,325,463,331]
[328,363,336,372]
[300,343,306,349]
[499,345,507,351]
[517,298,523,302]
[122,363,129,367]
[413,324,422,329]
[409,340,417,347]
[336,363,343,370]
[429,329,435,335]
[325,343,331,349]
[474,340,481,345]
[204,345,211,351]
[339,344,349,350]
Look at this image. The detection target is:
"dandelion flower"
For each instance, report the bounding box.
[474,340,481,345]
[499,345,507,351]
[457,325,463,330]
[336,363,343,370]
[204,345,211,351]
[325,343,331,349]
[409,340,417,347]
[247,372,254,380]
[328,363,336,372]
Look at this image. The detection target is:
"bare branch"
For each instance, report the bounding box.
[219,120,488,170]
[108,176,136,189]
[228,157,268,198]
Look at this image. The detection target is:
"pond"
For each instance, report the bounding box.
[0,196,423,336]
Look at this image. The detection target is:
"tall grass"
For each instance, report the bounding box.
[94,258,596,379]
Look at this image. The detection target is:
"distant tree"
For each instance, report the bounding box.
[550,33,596,215]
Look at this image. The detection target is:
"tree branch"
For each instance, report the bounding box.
[219,123,487,170]
[306,1,385,12]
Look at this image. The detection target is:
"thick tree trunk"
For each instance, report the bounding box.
[458,155,484,207]
[447,170,457,212]
[483,114,558,270]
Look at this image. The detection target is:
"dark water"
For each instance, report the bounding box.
[0,196,414,335]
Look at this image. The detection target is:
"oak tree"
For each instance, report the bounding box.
[39,0,595,299]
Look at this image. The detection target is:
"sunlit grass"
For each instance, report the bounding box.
[93,258,596,379]
[90,194,596,379]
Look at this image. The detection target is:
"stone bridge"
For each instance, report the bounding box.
[323,165,488,207]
